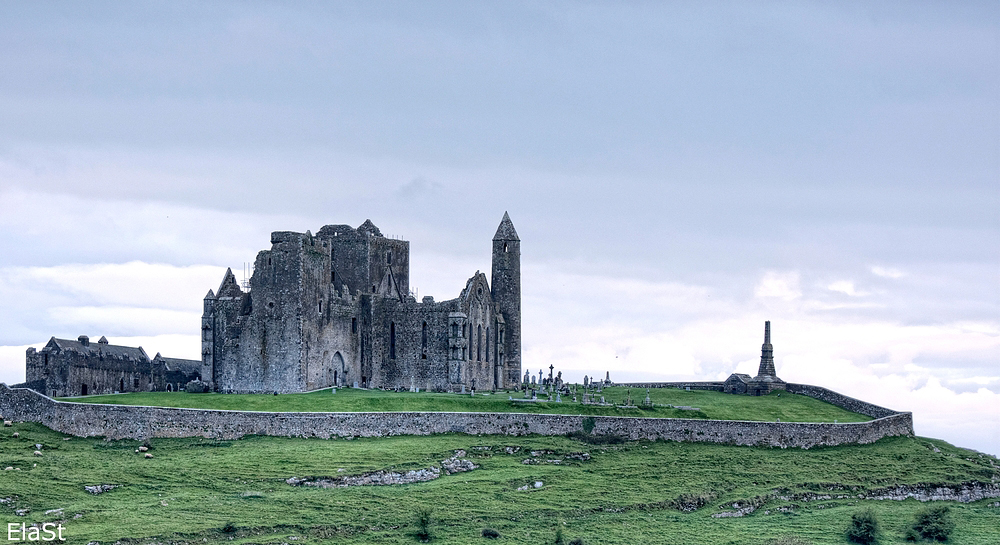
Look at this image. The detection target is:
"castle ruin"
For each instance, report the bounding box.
[200,213,522,393]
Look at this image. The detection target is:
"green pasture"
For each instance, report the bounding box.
[61,386,872,423]
[0,422,997,544]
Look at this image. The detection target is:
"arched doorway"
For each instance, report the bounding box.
[332,351,345,387]
[81,383,88,396]
[167,383,172,392]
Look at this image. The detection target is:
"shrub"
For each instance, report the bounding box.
[554,527,565,545]
[908,506,954,542]
[415,508,433,542]
[481,528,500,539]
[846,509,880,545]
[221,522,236,534]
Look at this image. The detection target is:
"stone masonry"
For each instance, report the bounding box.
[201,213,522,393]
[0,383,913,448]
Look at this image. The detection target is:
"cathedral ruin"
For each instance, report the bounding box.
[200,213,522,393]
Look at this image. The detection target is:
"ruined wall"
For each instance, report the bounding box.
[785,383,899,419]
[206,216,522,394]
[618,382,727,391]
[0,384,913,448]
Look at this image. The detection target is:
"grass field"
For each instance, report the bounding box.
[1,421,997,544]
[62,386,873,423]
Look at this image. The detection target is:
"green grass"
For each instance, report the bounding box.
[1,422,997,544]
[61,386,872,423]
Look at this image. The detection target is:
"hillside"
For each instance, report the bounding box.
[63,387,871,423]
[1,421,997,544]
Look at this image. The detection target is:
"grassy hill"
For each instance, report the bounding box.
[1,421,997,544]
[62,387,872,423]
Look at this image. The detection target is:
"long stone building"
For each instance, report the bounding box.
[22,335,201,397]
[201,213,522,393]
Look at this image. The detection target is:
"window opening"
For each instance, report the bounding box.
[81,383,88,396]
[477,325,482,361]
[352,317,357,334]
[119,378,124,392]
[389,322,396,359]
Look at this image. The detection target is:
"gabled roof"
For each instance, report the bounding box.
[493,211,519,241]
[43,337,150,362]
[357,219,383,237]
[153,353,201,375]
[726,373,752,383]
[217,268,243,298]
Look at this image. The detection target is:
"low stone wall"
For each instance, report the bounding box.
[616,382,725,391]
[0,383,913,449]
[785,383,898,419]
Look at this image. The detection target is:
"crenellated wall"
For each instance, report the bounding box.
[0,383,913,448]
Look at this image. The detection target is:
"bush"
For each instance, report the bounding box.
[415,508,433,542]
[554,527,565,545]
[568,538,585,545]
[847,509,880,545]
[221,522,236,534]
[481,528,500,539]
[908,506,954,542]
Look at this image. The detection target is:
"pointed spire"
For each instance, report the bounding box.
[204,289,216,299]
[493,211,519,241]
[754,320,778,380]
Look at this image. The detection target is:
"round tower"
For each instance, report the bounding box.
[491,212,521,388]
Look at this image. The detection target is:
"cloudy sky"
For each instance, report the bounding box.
[1,2,997,454]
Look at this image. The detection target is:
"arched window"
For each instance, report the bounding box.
[331,270,336,283]
[119,378,125,392]
[477,325,482,361]
[386,251,392,265]
[421,322,428,359]
[486,327,490,362]
[389,322,396,359]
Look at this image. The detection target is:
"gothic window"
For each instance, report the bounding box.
[119,378,125,392]
[318,301,323,314]
[486,327,489,362]
[331,270,336,283]
[352,318,357,334]
[477,325,482,361]
[387,251,392,265]
[389,322,396,359]
[503,242,508,252]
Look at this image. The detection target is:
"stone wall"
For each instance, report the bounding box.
[617,382,726,391]
[785,383,899,419]
[0,383,913,448]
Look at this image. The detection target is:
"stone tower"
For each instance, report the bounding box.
[491,212,521,388]
[755,320,776,378]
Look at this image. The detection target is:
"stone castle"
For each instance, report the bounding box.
[200,213,522,393]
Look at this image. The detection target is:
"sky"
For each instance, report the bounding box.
[0,1,997,454]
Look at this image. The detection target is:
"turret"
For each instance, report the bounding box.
[201,289,216,391]
[491,212,521,388]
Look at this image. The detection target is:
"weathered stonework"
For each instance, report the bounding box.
[0,383,913,448]
[202,214,522,393]
[19,336,200,398]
